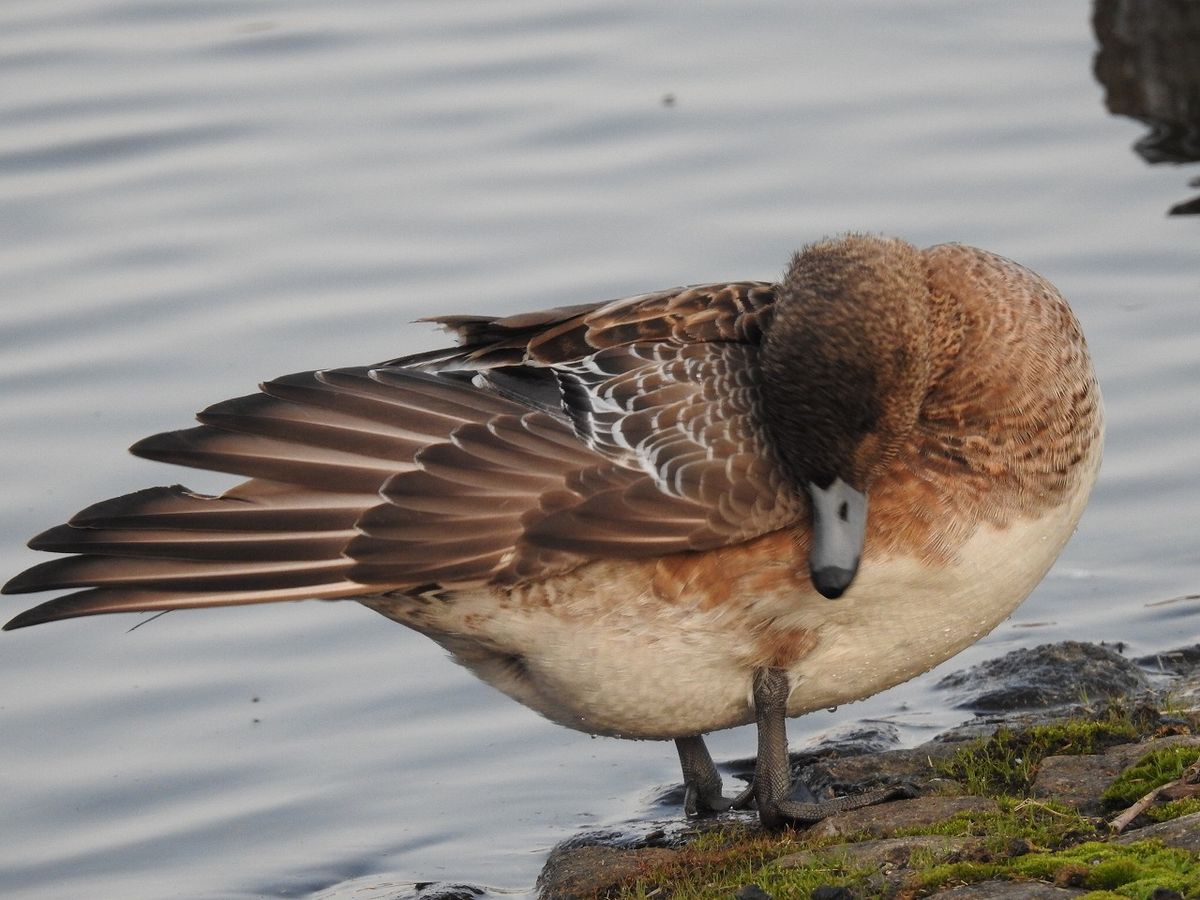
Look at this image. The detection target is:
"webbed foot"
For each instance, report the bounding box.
[750,667,919,829]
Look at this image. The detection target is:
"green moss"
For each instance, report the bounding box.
[613,833,879,899]
[1102,745,1200,807]
[893,796,1098,850]
[938,710,1140,797]
[912,841,1200,898]
[1147,797,1200,822]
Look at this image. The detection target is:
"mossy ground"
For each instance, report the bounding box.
[936,706,1141,797]
[604,706,1200,899]
[1101,745,1200,806]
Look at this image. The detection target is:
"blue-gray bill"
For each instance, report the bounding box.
[807,478,867,599]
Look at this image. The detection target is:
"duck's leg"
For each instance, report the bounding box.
[674,734,738,815]
[751,667,916,829]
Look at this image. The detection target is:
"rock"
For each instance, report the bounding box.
[1114,810,1200,852]
[536,844,676,900]
[1031,753,1130,815]
[1136,644,1200,676]
[734,886,774,900]
[928,882,1085,898]
[810,887,854,900]
[775,834,975,870]
[936,641,1149,712]
[802,744,958,799]
[1033,734,1200,815]
[402,885,487,900]
[806,795,997,840]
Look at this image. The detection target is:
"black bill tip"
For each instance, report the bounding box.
[812,565,857,600]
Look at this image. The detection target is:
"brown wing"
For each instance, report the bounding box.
[4,283,801,628]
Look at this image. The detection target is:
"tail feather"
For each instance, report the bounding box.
[29,522,353,562]
[69,490,364,533]
[4,582,367,630]
[2,366,534,628]
[5,553,353,595]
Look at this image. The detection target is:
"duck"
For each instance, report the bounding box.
[2,234,1103,828]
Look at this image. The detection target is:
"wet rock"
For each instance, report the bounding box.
[802,744,958,799]
[1114,810,1200,852]
[775,834,975,870]
[536,844,676,900]
[399,885,487,900]
[928,882,1085,898]
[1136,643,1200,676]
[936,641,1149,712]
[805,795,996,840]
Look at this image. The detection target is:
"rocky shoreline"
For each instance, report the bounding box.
[397,641,1200,899]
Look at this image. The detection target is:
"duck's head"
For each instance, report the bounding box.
[760,235,936,599]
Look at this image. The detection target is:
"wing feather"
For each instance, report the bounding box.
[5,281,801,629]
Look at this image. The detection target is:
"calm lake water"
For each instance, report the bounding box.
[1,2,1197,897]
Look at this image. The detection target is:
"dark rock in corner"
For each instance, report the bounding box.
[935,641,1149,711]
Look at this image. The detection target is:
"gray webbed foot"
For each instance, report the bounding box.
[674,735,745,816]
[750,667,919,829]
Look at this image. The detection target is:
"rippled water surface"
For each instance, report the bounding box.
[2,2,1197,897]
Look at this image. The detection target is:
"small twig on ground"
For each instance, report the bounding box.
[1109,759,1200,834]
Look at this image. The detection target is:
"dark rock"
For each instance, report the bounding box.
[775,835,975,870]
[935,642,1149,712]
[406,885,486,900]
[794,720,903,760]
[805,795,996,840]
[802,744,958,799]
[1114,810,1200,852]
[536,845,676,899]
[810,887,853,900]
[734,886,774,900]
[929,882,1085,898]
[1136,644,1200,676]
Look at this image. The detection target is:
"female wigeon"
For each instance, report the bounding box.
[3,235,1103,828]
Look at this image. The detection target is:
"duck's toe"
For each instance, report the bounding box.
[758,782,921,830]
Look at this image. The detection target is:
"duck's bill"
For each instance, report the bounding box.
[807,478,867,599]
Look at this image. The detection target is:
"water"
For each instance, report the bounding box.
[1,2,1197,897]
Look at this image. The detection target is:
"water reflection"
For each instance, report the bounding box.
[1093,0,1200,214]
